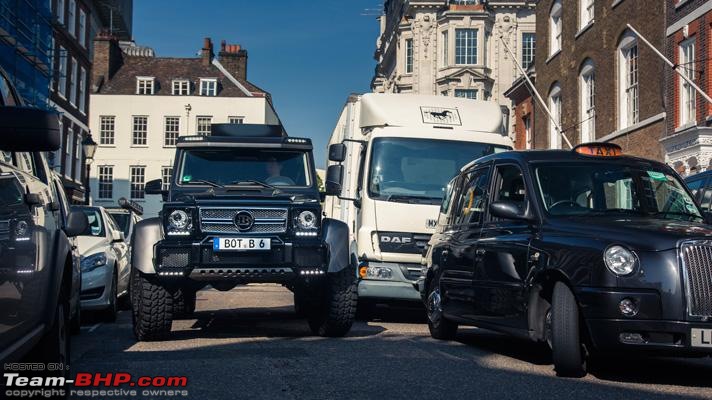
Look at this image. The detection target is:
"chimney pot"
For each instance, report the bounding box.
[221,40,226,52]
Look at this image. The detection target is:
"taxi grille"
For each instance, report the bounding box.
[199,207,288,234]
[680,241,712,318]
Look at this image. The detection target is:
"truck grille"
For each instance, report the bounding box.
[199,207,288,234]
[680,240,712,318]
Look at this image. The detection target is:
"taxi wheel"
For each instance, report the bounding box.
[551,282,586,377]
[426,273,457,340]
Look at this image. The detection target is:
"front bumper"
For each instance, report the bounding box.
[358,262,422,301]
[80,264,113,310]
[155,237,327,283]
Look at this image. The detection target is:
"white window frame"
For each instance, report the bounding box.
[579,0,594,30]
[679,37,696,127]
[65,128,73,178]
[136,77,155,95]
[454,89,477,99]
[164,116,180,146]
[56,0,65,25]
[130,166,146,200]
[58,46,67,98]
[172,79,190,95]
[200,79,217,96]
[548,83,562,149]
[228,116,244,124]
[455,28,478,65]
[74,132,81,181]
[580,60,595,143]
[67,0,75,37]
[99,116,115,145]
[524,115,532,150]
[98,165,113,200]
[521,32,535,68]
[78,66,86,113]
[69,57,77,105]
[196,116,212,136]
[405,38,413,74]
[162,166,173,191]
[78,8,86,47]
[617,32,639,129]
[549,0,562,56]
[132,116,148,146]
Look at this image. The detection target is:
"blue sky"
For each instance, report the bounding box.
[133,0,381,168]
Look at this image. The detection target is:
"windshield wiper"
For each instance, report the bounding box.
[186,179,223,188]
[384,194,440,204]
[649,210,703,220]
[230,180,283,193]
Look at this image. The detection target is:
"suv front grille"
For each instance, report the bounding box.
[199,207,288,234]
[680,240,712,318]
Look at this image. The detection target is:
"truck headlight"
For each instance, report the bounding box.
[296,210,317,230]
[81,253,107,272]
[166,209,193,236]
[604,245,637,276]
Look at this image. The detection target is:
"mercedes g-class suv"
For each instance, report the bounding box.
[130,124,356,340]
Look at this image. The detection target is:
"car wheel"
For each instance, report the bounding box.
[426,272,457,340]
[307,267,357,337]
[102,269,118,322]
[132,268,173,341]
[551,282,586,377]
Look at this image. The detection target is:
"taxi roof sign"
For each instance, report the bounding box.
[573,143,623,157]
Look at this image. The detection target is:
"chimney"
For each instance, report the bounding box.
[218,40,248,80]
[92,29,122,91]
[201,37,213,66]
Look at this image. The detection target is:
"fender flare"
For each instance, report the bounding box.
[131,217,164,274]
[322,218,353,274]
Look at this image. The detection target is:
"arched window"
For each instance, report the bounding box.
[579,59,595,143]
[618,30,639,128]
[548,83,562,149]
[579,0,594,30]
[549,0,562,56]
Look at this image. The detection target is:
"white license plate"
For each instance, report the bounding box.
[691,328,712,348]
[213,238,271,251]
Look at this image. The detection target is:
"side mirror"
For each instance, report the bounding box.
[25,193,43,207]
[64,210,88,238]
[0,107,61,151]
[490,201,530,221]
[111,230,124,243]
[328,143,347,163]
[145,179,165,195]
[325,165,343,196]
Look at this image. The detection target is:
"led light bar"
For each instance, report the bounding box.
[167,230,191,236]
[299,269,325,275]
[295,231,318,237]
[158,271,185,277]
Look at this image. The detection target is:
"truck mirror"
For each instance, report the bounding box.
[325,165,343,196]
[328,143,347,163]
[145,179,165,195]
[0,107,61,151]
[64,210,88,238]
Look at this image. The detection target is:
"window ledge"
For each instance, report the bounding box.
[675,0,690,9]
[98,145,116,148]
[598,112,666,142]
[611,0,625,9]
[575,22,594,39]
[130,145,149,148]
[675,121,697,133]
[545,50,561,64]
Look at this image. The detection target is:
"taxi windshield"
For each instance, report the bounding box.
[534,162,703,222]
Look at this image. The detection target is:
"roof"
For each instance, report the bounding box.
[462,149,671,171]
[96,56,268,98]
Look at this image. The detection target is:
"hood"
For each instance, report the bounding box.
[76,235,109,257]
[169,187,319,204]
[373,200,439,234]
[548,216,712,252]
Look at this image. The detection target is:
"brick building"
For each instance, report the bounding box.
[503,68,535,149]
[533,0,666,160]
[660,0,712,176]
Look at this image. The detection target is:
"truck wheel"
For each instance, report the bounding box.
[173,288,196,319]
[426,273,457,340]
[132,269,173,341]
[551,282,586,377]
[307,268,357,337]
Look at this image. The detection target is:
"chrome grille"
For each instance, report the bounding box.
[199,207,288,234]
[680,240,712,318]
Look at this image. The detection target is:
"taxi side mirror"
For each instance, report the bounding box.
[490,201,532,222]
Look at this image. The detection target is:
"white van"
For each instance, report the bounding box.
[324,93,513,305]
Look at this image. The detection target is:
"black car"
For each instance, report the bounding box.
[130,124,356,340]
[421,143,712,377]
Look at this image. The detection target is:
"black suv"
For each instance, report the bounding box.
[130,124,356,340]
[421,143,712,377]
[0,68,87,374]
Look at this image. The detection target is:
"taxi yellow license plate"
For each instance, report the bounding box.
[213,238,271,251]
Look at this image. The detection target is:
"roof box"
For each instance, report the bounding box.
[210,123,287,138]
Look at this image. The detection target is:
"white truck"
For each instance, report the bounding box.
[324,93,513,307]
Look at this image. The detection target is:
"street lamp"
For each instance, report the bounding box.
[82,133,98,205]
[185,104,192,135]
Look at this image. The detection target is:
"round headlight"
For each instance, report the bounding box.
[604,245,637,276]
[169,210,190,230]
[297,211,317,229]
[14,220,28,236]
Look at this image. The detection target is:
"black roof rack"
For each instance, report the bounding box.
[210,123,287,138]
[117,197,144,216]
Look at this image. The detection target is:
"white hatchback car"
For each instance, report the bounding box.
[73,206,130,321]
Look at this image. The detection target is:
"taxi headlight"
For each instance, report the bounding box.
[604,245,637,276]
[296,210,317,230]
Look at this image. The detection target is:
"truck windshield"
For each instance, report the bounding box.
[368,138,508,204]
[535,163,704,222]
[179,149,311,187]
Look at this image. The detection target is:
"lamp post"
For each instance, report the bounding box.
[185,104,192,135]
[82,133,98,205]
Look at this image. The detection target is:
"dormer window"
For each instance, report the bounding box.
[200,78,217,96]
[172,79,190,95]
[136,77,155,95]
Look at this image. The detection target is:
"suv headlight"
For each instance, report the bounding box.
[296,210,317,229]
[165,208,194,236]
[81,253,107,272]
[604,245,637,276]
[11,219,32,242]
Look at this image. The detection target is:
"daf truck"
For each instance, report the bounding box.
[324,93,513,308]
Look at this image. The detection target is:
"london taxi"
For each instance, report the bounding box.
[420,143,712,377]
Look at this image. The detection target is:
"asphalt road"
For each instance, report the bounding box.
[71,284,712,400]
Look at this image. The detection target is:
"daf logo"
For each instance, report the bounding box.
[381,236,412,244]
[234,211,255,232]
[426,219,438,229]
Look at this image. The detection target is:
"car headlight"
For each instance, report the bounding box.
[12,219,31,241]
[81,253,107,272]
[296,210,317,230]
[604,245,637,276]
[166,209,193,236]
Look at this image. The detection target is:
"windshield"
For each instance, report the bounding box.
[179,149,312,187]
[368,137,508,204]
[535,162,703,222]
[108,212,131,236]
[77,208,105,237]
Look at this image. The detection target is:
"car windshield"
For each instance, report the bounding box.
[179,149,311,187]
[534,162,703,222]
[77,208,105,237]
[368,137,509,204]
[108,212,131,236]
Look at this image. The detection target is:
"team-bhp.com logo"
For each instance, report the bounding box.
[4,371,189,398]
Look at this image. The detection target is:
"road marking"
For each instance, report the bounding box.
[88,323,101,333]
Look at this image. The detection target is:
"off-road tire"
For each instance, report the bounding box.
[551,282,586,377]
[307,268,357,337]
[173,288,196,319]
[132,268,173,341]
[426,272,457,340]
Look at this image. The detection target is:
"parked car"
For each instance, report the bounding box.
[73,205,130,321]
[421,143,712,377]
[106,197,144,242]
[684,170,712,212]
[0,67,87,375]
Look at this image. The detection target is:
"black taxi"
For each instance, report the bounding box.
[420,143,712,377]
